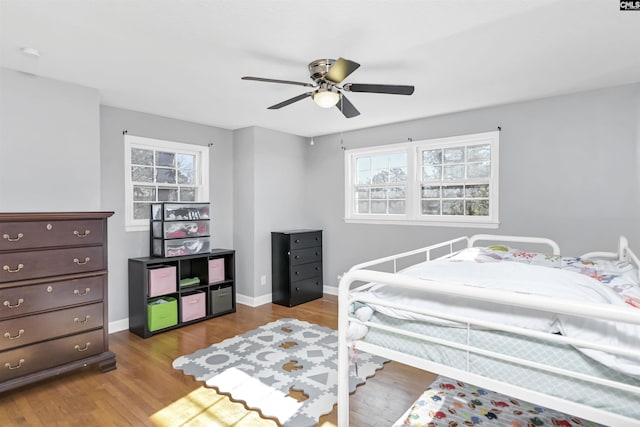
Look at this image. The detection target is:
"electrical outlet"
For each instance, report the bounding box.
[260,275,267,286]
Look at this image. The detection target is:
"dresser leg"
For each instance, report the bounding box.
[99,353,117,372]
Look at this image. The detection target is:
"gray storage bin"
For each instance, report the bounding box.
[211,285,233,315]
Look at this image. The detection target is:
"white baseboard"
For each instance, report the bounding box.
[107,287,339,334]
[109,318,130,334]
[235,292,273,307]
[324,285,338,296]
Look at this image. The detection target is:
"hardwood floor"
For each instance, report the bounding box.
[0,295,436,426]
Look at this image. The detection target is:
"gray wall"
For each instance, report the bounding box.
[233,126,311,302]
[2,65,638,326]
[0,68,101,210]
[100,106,234,323]
[306,84,640,287]
[232,127,255,300]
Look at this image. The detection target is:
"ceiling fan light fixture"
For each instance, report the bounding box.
[313,86,340,108]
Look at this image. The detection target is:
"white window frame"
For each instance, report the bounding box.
[345,131,499,228]
[124,135,209,232]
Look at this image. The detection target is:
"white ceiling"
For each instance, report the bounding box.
[1,0,639,138]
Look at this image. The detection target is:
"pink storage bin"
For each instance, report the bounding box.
[148,266,176,297]
[209,258,225,283]
[181,292,206,322]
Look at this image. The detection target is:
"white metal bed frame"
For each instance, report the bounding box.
[337,234,640,426]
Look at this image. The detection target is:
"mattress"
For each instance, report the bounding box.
[362,312,640,420]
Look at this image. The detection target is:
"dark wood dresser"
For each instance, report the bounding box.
[0,212,115,392]
[271,229,323,307]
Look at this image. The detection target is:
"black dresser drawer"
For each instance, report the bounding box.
[290,247,322,266]
[290,278,323,307]
[291,262,322,282]
[289,231,322,250]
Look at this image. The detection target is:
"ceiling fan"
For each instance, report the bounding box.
[242,57,414,118]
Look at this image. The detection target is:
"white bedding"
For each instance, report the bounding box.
[350,247,640,376]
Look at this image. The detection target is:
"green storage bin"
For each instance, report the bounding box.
[147,296,178,331]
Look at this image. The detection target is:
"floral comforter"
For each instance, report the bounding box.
[473,245,640,309]
[393,375,605,427]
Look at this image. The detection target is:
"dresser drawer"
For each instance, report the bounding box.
[0,246,105,283]
[289,232,322,250]
[0,329,105,382]
[0,275,104,320]
[0,302,104,351]
[290,262,322,282]
[290,246,322,266]
[0,219,104,251]
[290,278,323,306]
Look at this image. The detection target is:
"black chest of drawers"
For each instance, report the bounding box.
[271,230,323,307]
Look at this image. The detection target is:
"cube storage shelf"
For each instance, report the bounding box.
[128,249,235,338]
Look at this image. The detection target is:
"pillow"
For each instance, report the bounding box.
[585,258,639,285]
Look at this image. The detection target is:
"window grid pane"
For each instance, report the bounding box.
[131,146,201,205]
[419,142,491,217]
[354,184,407,215]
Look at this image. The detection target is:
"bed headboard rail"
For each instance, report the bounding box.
[347,236,469,273]
[581,236,640,270]
[469,234,561,255]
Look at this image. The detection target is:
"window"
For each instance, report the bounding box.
[125,135,209,231]
[355,151,407,215]
[345,131,499,227]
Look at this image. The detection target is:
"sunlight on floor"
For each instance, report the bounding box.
[150,384,339,427]
[150,386,278,427]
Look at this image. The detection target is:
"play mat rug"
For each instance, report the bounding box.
[393,375,606,427]
[172,318,387,427]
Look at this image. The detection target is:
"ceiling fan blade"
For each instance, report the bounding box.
[324,58,361,84]
[267,92,313,109]
[343,83,414,95]
[242,76,315,88]
[336,93,360,118]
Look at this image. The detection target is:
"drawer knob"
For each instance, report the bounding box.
[3,264,24,273]
[295,239,300,243]
[294,255,300,259]
[4,329,24,340]
[74,342,91,352]
[74,315,91,324]
[4,359,24,370]
[74,288,91,296]
[73,257,90,266]
[3,298,24,308]
[73,230,91,238]
[2,233,23,242]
